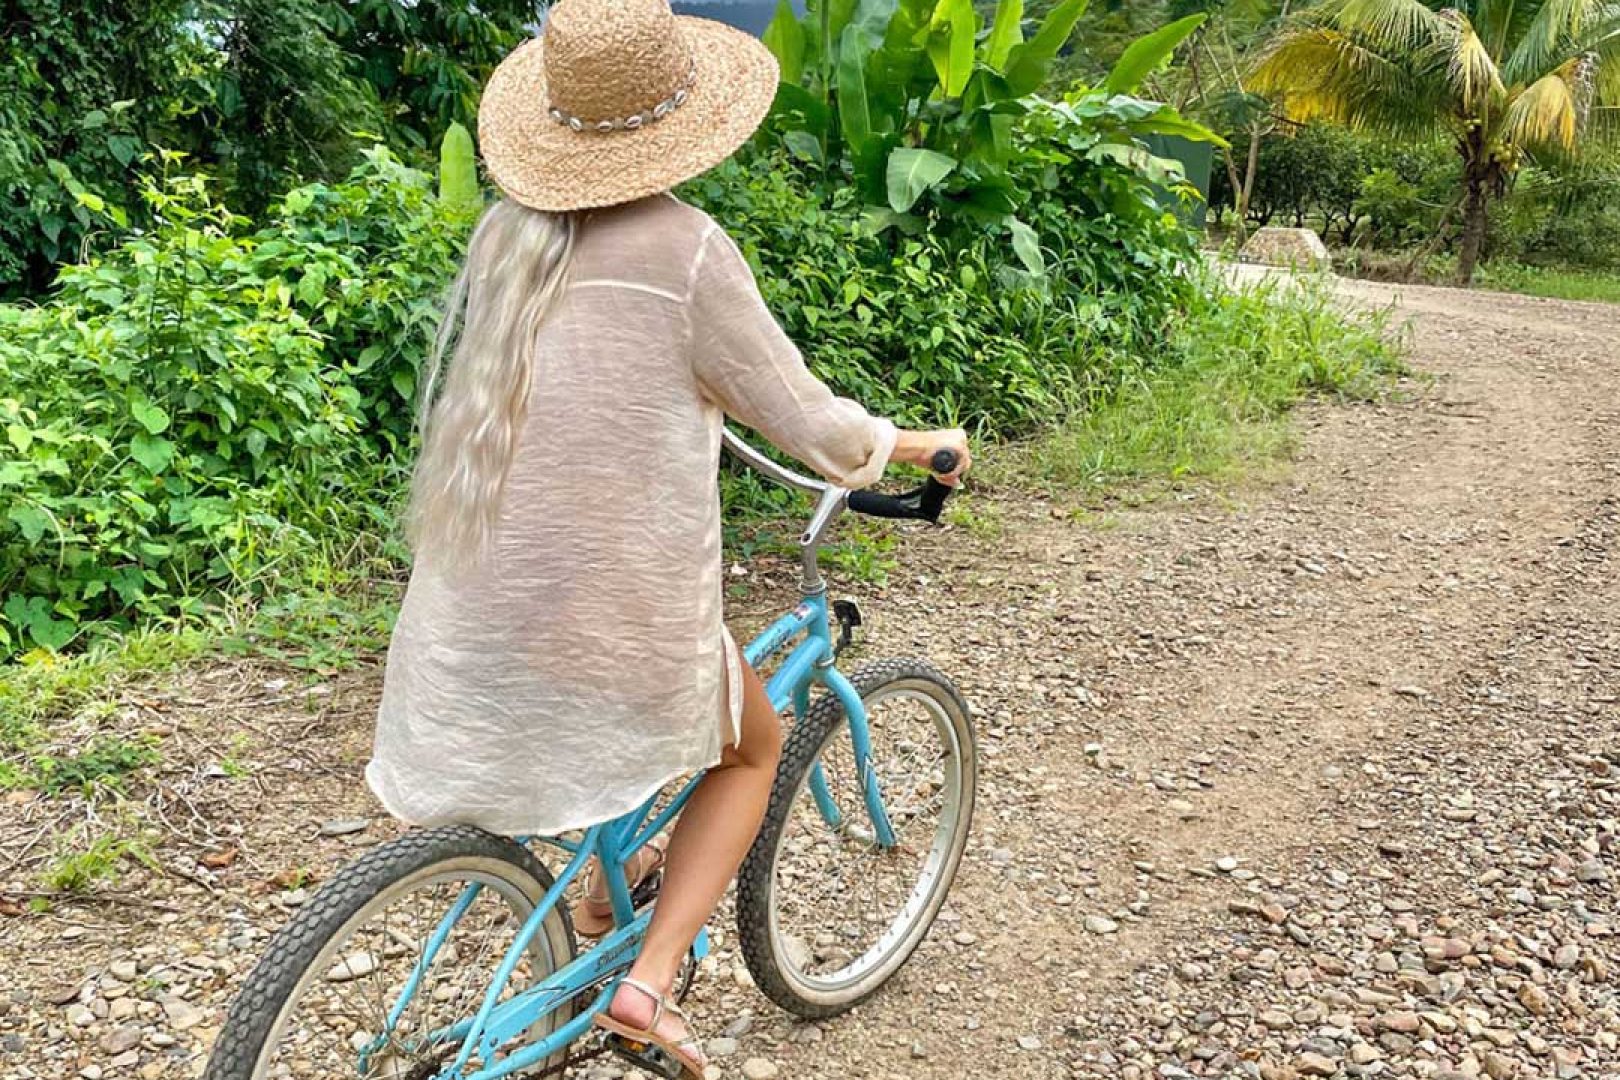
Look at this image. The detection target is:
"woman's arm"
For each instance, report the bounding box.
[686,225,969,488]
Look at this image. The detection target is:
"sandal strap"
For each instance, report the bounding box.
[616,976,689,1031]
[582,838,668,906]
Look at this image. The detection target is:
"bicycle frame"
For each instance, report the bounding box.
[367,435,899,1080]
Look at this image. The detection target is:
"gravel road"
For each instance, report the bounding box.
[3,278,1617,1080]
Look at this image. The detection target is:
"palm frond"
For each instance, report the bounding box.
[1327,0,1449,51]
[1503,0,1597,82]
[1591,30,1620,140]
[1440,10,1508,107]
[1502,64,1581,150]
[1251,26,1450,137]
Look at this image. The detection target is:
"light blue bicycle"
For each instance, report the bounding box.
[205,430,977,1079]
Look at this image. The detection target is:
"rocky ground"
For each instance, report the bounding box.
[2,278,1617,1080]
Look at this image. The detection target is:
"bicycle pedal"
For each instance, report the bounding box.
[630,868,663,908]
[601,1031,685,1079]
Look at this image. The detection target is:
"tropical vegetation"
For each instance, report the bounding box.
[1250,0,1620,281]
[0,0,1407,670]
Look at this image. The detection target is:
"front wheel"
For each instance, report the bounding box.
[735,659,976,1018]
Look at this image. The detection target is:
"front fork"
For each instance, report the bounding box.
[805,663,897,849]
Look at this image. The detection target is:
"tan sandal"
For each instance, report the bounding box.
[594,977,706,1080]
[572,836,668,938]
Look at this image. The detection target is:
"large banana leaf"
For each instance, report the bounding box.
[1002,0,1089,95]
[763,0,808,86]
[1131,107,1227,146]
[849,0,900,41]
[984,0,1025,70]
[926,0,979,98]
[1103,14,1206,95]
[837,22,894,200]
[838,22,874,151]
[886,147,958,211]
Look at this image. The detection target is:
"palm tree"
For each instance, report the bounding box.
[1250,0,1620,281]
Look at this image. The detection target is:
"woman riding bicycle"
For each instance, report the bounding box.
[364,0,970,1073]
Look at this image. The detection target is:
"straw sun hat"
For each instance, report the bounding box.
[478,0,781,212]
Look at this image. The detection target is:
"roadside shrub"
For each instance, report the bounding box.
[689,136,1197,437]
[688,158,1065,432]
[0,147,470,652]
[1491,158,1620,270]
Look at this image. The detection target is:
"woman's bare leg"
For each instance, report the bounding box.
[608,657,781,1044]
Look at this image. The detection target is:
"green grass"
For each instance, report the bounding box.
[42,833,158,894]
[1000,272,1406,496]
[1,625,208,747]
[1471,262,1620,304]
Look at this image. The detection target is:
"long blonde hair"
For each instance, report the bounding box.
[408,199,576,563]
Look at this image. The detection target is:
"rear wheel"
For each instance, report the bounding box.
[204,826,578,1080]
[735,659,975,1018]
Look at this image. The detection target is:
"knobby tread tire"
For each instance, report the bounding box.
[204,826,571,1080]
[735,658,974,1019]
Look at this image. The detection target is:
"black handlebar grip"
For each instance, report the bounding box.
[929,448,961,475]
[917,476,953,522]
[846,489,913,520]
[847,477,956,524]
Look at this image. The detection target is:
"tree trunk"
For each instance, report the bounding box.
[1242,121,1262,222]
[1222,147,1249,245]
[1457,170,1489,284]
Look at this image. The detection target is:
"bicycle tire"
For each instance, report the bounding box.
[735,658,976,1018]
[204,826,577,1080]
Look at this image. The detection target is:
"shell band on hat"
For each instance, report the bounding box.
[548,60,698,133]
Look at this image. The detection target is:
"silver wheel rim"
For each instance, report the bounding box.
[249,856,572,1079]
[766,681,970,1002]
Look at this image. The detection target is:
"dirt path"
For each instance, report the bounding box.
[4,280,1618,1080]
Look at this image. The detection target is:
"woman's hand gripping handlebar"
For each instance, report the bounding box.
[842,440,965,524]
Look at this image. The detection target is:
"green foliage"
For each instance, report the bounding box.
[685,158,1066,430]
[1102,13,1206,95]
[1466,263,1620,304]
[762,0,1222,262]
[1490,159,1620,270]
[0,147,471,653]
[0,0,194,295]
[685,142,1198,435]
[0,0,524,297]
[43,833,157,893]
[1018,270,1405,493]
[329,0,531,152]
[32,736,160,795]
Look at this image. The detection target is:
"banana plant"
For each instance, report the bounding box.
[760,0,1218,272]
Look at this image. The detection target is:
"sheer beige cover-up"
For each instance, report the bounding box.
[367,195,896,836]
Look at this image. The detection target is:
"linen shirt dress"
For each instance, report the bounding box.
[367,195,897,836]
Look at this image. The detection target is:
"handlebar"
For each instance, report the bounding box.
[846,446,960,523]
[846,478,955,523]
[721,427,960,530]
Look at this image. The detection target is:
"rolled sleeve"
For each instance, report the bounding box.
[685,225,895,489]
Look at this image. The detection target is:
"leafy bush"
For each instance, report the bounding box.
[0,147,470,652]
[759,0,1217,264]
[0,0,529,298]
[1490,157,1620,271]
[688,126,1198,436]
